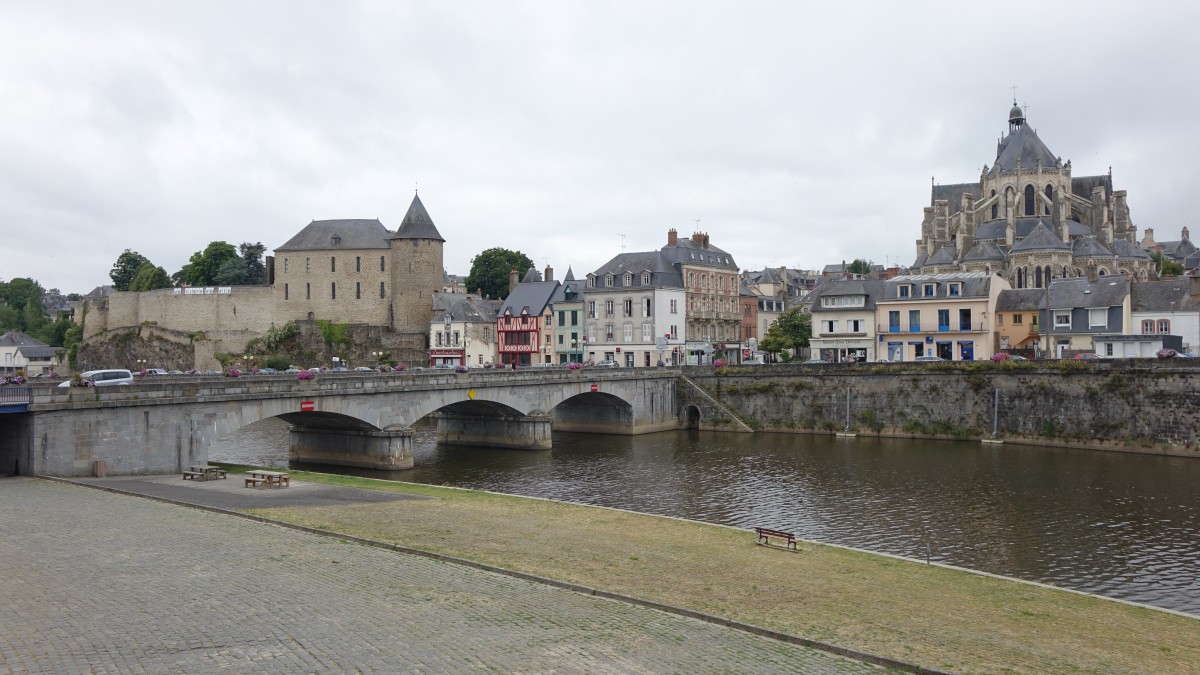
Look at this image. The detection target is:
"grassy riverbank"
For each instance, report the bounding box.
[245,471,1200,674]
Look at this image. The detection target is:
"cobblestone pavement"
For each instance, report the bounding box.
[0,478,878,673]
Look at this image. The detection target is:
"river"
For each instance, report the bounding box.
[211,418,1200,616]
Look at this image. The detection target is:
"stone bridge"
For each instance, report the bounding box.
[1,369,686,476]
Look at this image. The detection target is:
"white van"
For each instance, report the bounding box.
[57,369,135,387]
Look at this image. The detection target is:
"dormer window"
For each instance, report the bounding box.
[922,283,936,298]
[331,234,341,246]
[623,273,632,286]
[948,282,962,297]
[898,285,911,298]
[641,272,651,285]
[605,274,614,287]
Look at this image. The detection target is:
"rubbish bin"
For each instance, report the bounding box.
[93,460,107,477]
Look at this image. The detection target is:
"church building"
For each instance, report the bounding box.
[914,103,1155,287]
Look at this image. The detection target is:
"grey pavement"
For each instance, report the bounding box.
[0,477,878,673]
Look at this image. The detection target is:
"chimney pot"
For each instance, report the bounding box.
[667,228,678,247]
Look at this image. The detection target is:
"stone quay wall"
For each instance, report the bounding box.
[683,361,1200,457]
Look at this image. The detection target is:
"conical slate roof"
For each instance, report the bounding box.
[521,265,542,283]
[1011,222,1069,252]
[391,193,445,242]
[961,240,1007,262]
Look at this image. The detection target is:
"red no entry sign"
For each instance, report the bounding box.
[590,383,598,392]
[300,400,315,412]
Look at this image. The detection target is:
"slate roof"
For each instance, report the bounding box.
[16,345,57,359]
[391,193,445,242]
[1130,280,1200,312]
[433,293,503,323]
[1047,277,1128,309]
[498,280,560,318]
[808,279,886,312]
[1071,174,1113,202]
[589,251,683,289]
[996,289,1046,312]
[661,237,738,270]
[882,272,994,300]
[990,123,1058,174]
[521,266,542,283]
[1158,238,1197,260]
[922,246,957,267]
[276,219,391,251]
[1071,236,1115,258]
[1110,239,1153,260]
[1010,223,1070,252]
[930,182,976,216]
[0,331,49,348]
[961,240,1007,262]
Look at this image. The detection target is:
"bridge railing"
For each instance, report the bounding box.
[0,386,32,405]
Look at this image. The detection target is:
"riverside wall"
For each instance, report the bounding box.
[684,362,1200,457]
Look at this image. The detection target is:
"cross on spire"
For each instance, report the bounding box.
[1010,85,1018,105]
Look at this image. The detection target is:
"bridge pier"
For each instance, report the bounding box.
[288,426,414,470]
[436,413,552,450]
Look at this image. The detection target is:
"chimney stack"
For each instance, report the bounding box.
[703,233,710,248]
[544,265,553,282]
[667,228,678,247]
[509,269,519,294]
[1087,263,1099,282]
[692,232,704,245]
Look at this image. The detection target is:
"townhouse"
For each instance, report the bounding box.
[808,279,885,363]
[876,272,1008,361]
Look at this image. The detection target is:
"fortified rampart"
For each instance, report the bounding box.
[684,362,1200,457]
[86,286,277,340]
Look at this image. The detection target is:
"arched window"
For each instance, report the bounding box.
[1017,268,1025,288]
[991,190,998,219]
[1044,266,1052,284]
[1034,266,1043,288]
[1024,184,1036,216]
[1006,187,1015,217]
[1098,268,1107,276]
[1044,184,1054,216]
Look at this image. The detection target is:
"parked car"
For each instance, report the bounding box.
[330,367,349,372]
[353,366,374,371]
[141,368,169,376]
[57,369,135,388]
[1073,352,1101,360]
[432,363,456,370]
[801,358,829,364]
[593,359,619,368]
[913,355,944,362]
[1009,355,1028,361]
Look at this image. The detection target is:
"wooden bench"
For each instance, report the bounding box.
[245,470,290,488]
[754,527,798,550]
[244,476,267,487]
[182,470,205,480]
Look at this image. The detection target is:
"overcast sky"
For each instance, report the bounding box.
[4,1,1199,294]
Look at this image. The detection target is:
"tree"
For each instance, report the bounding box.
[177,241,239,286]
[0,277,48,333]
[109,250,153,291]
[128,263,173,292]
[758,323,793,362]
[775,307,812,350]
[465,248,534,299]
[212,242,268,285]
[847,259,872,275]
[1150,253,1184,277]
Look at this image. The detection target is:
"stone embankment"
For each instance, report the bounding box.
[684,360,1200,456]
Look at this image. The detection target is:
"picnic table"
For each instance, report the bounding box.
[244,469,290,488]
[183,465,227,481]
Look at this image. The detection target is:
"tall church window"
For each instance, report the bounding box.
[1034,266,1043,288]
[1024,185,1036,216]
[284,283,289,300]
[331,257,336,273]
[1006,187,1015,217]
[1044,266,1052,284]
[1016,268,1025,289]
[356,282,361,299]
[331,282,337,300]
[380,256,386,272]
[991,190,998,219]
[306,283,311,299]
[1044,185,1053,216]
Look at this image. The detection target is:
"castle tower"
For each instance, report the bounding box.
[389,193,445,333]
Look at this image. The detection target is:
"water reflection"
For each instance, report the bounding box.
[210,418,1200,615]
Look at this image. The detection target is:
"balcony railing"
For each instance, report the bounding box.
[878,322,988,334]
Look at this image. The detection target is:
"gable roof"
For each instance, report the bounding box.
[990,123,1058,174]
[1111,239,1153,260]
[996,288,1046,311]
[962,240,1007,262]
[807,279,885,312]
[1071,236,1115,258]
[0,331,49,348]
[1048,277,1128,309]
[498,280,560,318]
[1130,280,1200,313]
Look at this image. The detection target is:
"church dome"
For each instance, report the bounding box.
[1009,104,1025,125]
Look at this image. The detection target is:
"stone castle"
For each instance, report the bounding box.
[81,194,446,368]
[914,103,1156,287]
